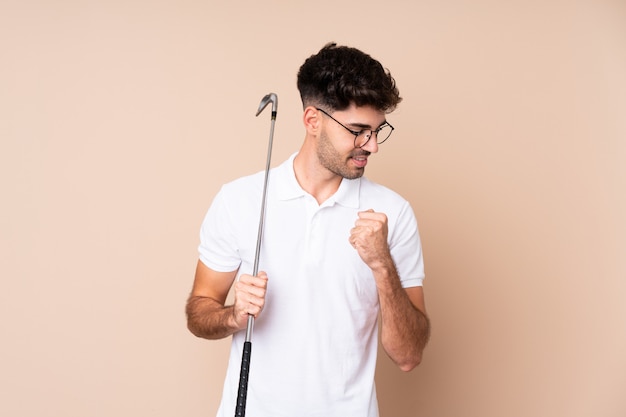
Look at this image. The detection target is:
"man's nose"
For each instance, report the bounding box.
[360,134,379,153]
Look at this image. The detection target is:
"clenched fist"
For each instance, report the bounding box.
[349,209,391,268]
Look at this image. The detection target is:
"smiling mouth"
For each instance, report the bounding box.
[351,152,370,168]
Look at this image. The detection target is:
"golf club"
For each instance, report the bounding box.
[235,93,278,417]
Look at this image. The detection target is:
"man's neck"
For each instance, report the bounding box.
[293,149,342,205]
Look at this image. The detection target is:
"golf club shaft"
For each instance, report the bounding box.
[235,93,277,417]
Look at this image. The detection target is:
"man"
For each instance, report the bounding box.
[186,42,430,417]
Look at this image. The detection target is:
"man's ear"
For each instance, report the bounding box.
[303,106,321,135]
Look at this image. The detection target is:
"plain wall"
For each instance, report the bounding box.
[1,1,625,416]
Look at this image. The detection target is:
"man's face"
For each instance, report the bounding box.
[317,104,387,180]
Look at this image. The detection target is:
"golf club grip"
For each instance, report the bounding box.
[234,341,252,417]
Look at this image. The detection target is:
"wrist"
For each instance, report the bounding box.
[371,260,402,292]
[369,255,396,277]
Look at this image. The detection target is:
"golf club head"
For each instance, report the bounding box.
[256,93,278,117]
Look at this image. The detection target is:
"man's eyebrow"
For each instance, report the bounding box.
[347,120,388,130]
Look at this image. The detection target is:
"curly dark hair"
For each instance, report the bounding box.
[296,42,402,113]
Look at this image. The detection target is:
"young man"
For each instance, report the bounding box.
[186,42,430,417]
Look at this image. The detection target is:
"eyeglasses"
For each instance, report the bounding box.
[316,108,394,148]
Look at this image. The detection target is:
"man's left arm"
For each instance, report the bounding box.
[374,262,430,371]
[350,210,431,371]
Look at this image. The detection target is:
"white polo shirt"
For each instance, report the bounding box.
[199,153,424,417]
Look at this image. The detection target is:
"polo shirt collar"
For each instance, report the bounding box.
[276,152,361,209]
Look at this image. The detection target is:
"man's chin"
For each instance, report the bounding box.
[343,168,365,180]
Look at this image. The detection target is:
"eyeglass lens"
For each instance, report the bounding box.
[355,125,393,148]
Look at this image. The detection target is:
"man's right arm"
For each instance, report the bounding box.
[186,260,268,340]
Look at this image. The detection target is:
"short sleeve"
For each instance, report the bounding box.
[390,201,425,288]
[198,186,242,272]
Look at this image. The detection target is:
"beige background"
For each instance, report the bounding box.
[1,1,625,416]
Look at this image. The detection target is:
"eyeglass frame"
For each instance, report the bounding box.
[315,107,395,148]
